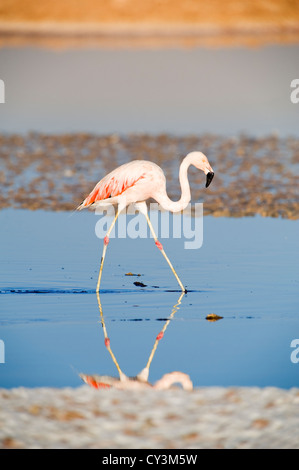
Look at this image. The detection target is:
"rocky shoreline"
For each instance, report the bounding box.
[1,133,298,219]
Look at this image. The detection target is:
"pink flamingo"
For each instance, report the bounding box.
[77,151,214,292]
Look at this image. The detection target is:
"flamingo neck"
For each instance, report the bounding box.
[158,155,192,213]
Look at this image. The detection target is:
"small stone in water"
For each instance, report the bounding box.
[206,313,223,322]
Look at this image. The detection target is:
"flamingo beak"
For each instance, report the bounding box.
[205,172,214,188]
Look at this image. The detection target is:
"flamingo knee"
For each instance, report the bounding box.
[155,240,163,250]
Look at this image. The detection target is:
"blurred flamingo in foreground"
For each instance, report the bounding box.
[77,151,214,292]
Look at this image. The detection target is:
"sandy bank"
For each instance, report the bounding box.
[1,385,298,449]
[1,0,299,48]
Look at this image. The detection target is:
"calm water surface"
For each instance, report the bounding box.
[0,209,298,389]
[0,45,299,136]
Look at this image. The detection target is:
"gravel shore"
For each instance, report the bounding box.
[1,133,299,219]
[1,386,298,449]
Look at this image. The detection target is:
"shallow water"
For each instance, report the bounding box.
[0,209,298,389]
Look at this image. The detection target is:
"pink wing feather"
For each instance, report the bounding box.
[78,163,146,210]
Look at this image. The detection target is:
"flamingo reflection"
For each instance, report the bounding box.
[80,292,193,391]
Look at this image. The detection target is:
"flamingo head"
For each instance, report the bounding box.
[188,151,215,188]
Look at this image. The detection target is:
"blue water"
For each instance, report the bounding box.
[0,209,298,389]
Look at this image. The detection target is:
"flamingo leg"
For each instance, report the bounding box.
[97,292,127,381]
[144,212,186,293]
[137,291,185,382]
[96,209,120,293]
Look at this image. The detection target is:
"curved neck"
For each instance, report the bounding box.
[157,155,192,212]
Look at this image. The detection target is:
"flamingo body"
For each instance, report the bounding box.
[78,152,214,292]
[78,160,165,210]
[78,152,214,213]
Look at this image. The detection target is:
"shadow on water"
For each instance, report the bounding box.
[0,288,202,294]
[80,292,193,391]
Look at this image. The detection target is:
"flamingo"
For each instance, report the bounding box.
[77,151,214,292]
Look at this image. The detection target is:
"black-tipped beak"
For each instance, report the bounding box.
[205,172,214,188]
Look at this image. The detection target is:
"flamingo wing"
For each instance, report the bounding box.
[78,162,146,210]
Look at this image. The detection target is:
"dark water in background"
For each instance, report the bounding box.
[0,209,298,389]
[0,45,299,136]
